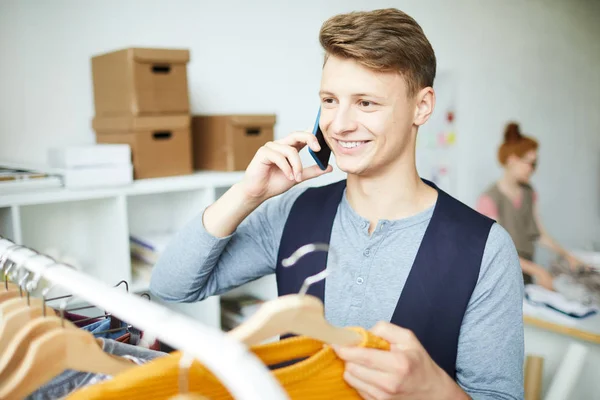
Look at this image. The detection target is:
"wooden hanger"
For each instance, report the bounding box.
[228,244,362,346]
[0,269,76,381]
[0,296,45,317]
[0,254,26,303]
[0,315,71,381]
[0,301,46,353]
[0,289,20,303]
[0,316,135,399]
[0,276,21,304]
[0,282,18,291]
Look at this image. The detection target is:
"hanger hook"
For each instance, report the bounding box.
[0,244,24,272]
[58,296,74,328]
[114,280,129,292]
[19,271,32,304]
[139,292,151,301]
[25,257,60,293]
[281,243,337,297]
[30,260,69,317]
[7,250,44,298]
[1,244,26,290]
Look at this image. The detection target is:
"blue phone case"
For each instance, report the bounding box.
[308,108,328,170]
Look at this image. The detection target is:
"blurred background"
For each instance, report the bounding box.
[0,1,599,399]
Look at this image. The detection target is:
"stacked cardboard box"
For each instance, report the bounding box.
[90,48,193,179]
[191,114,276,171]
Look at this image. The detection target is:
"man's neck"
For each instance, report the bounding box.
[345,155,438,231]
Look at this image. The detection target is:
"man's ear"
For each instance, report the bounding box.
[413,87,435,126]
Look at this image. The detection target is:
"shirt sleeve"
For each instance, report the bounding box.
[149,186,306,302]
[475,195,498,219]
[455,223,524,400]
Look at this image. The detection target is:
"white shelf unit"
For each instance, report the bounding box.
[0,171,277,330]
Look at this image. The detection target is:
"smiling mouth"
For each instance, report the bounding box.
[335,140,371,149]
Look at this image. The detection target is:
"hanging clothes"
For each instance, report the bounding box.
[25,338,166,400]
[65,327,389,400]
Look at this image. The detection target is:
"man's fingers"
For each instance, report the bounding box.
[334,346,396,373]
[277,131,321,152]
[345,362,403,395]
[343,368,391,400]
[371,321,417,349]
[300,164,333,181]
[358,391,377,400]
[265,142,303,181]
[257,147,294,181]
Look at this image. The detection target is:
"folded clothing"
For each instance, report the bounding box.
[525,284,598,319]
[26,338,166,400]
[550,256,600,306]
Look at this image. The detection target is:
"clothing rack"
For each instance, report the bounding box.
[0,237,288,400]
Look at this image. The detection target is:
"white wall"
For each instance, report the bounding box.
[1,0,599,249]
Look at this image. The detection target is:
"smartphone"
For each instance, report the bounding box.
[308,108,331,170]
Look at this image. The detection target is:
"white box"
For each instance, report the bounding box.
[61,164,133,189]
[48,145,131,168]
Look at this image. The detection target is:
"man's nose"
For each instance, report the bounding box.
[329,107,358,136]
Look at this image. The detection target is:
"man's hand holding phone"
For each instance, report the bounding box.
[203,130,332,238]
[240,131,333,202]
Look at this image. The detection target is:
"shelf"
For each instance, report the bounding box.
[0,171,248,331]
[127,189,212,237]
[19,197,129,285]
[0,171,244,207]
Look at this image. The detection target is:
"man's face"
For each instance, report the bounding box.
[318,55,423,177]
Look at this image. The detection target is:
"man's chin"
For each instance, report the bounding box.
[336,158,371,177]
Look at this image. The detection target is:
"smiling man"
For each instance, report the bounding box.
[150,8,524,400]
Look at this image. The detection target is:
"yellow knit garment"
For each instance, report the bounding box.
[66,327,390,400]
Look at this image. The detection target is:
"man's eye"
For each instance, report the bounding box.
[360,101,373,107]
[323,98,334,104]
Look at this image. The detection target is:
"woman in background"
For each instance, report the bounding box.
[477,122,585,290]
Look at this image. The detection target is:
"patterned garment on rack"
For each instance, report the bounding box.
[65,327,390,400]
[550,257,600,306]
[26,339,166,400]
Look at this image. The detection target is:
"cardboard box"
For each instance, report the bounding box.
[94,115,193,179]
[91,48,190,116]
[192,115,276,171]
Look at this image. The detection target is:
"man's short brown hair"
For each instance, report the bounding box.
[319,8,436,97]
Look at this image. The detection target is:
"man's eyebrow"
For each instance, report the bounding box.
[319,90,385,99]
[319,90,335,97]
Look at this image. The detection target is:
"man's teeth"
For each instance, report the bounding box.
[339,141,365,149]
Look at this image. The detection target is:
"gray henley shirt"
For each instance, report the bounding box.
[150,185,524,400]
